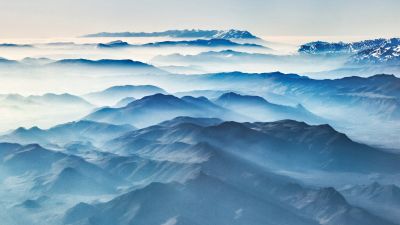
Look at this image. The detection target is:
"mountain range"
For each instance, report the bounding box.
[150,49,349,75]
[85,93,322,127]
[84,29,259,39]
[106,117,400,173]
[198,72,400,120]
[61,117,399,225]
[299,38,400,66]
[142,38,264,48]
[1,115,399,225]
[84,93,245,127]
[153,49,274,62]
[97,38,266,49]
[0,57,166,75]
[350,38,400,64]
[298,39,392,55]
[0,93,93,108]
[0,120,134,148]
[45,58,168,76]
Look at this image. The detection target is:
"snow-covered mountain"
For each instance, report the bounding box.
[299,38,400,65]
[350,38,400,64]
[84,29,259,39]
[298,39,391,55]
[213,29,258,39]
[299,41,356,55]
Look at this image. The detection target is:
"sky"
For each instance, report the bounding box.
[0,0,399,39]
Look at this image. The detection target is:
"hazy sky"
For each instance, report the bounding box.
[1,0,399,38]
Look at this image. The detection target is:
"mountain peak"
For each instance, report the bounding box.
[97,40,130,48]
[217,92,269,104]
[213,29,258,39]
[130,93,179,103]
[315,187,348,206]
[122,93,190,110]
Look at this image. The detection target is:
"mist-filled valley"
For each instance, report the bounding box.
[1,29,400,225]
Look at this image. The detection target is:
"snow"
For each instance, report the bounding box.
[161,216,178,225]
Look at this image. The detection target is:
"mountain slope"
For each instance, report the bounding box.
[341,182,400,224]
[342,182,400,207]
[114,97,136,108]
[64,174,318,225]
[215,92,324,123]
[0,143,124,195]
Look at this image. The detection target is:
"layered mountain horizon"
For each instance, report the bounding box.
[0,27,399,225]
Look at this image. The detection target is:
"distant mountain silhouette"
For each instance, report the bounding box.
[83,84,166,106]
[84,29,259,39]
